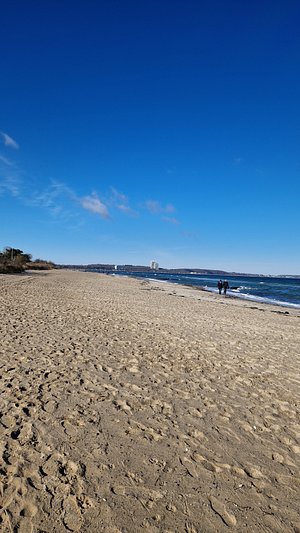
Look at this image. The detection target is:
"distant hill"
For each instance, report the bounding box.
[57,263,258,277]
[57,263,300,278]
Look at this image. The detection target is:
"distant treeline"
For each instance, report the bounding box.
[57,263,253,276]
[0,247,56,274]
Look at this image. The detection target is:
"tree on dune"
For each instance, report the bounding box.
[0,247,55,273]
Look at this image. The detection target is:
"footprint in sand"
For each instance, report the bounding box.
[113,399,132,414]
[1,475,37,533]
[63,495,83,531]
[42,400,58,414]
[17,422,33,446]
[209,496,237,527]
[244,465,264,479]
[17,502,38,532]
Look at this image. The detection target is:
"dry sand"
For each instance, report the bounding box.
[0,269,300,533]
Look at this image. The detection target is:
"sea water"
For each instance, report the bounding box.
[105,271,300,309]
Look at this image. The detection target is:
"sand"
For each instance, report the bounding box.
[0,269,300,533]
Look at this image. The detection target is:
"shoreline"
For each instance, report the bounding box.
[109,270,300,311]
[146,277,300,317]
[1,269,300,532]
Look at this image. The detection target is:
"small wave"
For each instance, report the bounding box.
[203,287,300,308]
[229,292,300,308]
[207,285,254,293]
[204,286,218,293]
[234,285,256,291]
[147,278,168,283]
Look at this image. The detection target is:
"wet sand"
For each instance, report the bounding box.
[0,269,300,532]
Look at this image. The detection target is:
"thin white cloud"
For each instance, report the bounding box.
[0,154,14,166]
[0,176,21,197]
[26,181,80,225]
[162,216,180,225]
[110,187,128,204]
[80,193,109,219]
[30,181,73,208]
[109,186,138,216]
[29,181,110,223]
[116,204,138,216]
[0,131,19,149]
[146,200,175,215]
[165,203,175,213]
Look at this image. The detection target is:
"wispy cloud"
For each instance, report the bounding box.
[0,176,21,197]
[110,187,128,204]
[145,200,175,215]
[109,186,138,216]
[27,181,79,223]
[2,157,180,231]
[116,204,138,216]
[28,181,110,222]
[0,131,19,150]
[30,181,72,209]
[181,230,198,239]
[79,193,110,219]
[0,154,15,166]
[162,216,180,225]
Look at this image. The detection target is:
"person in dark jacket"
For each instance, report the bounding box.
[223,280,229,295]
[217,280,223,294]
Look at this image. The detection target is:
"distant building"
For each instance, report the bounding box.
[114,265,118,270]
[150,260,159,270]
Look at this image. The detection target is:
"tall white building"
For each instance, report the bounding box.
[150,260,159,270]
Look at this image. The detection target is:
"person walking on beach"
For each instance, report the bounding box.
[223,280,229,295]
[217,280,223,294]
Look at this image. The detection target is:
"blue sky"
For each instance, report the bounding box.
[1,0,299,274]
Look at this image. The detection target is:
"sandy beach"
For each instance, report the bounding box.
[0,269,300,533]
